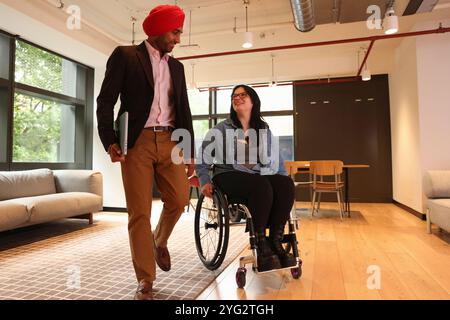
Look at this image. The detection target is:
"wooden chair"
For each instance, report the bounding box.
[309,160,345,219]
[284,161,313,217]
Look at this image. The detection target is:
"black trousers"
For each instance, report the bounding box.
[213,171,295,230]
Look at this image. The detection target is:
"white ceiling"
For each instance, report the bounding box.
[40,0,441,44]
[2,0,449,85]
[6,0,450,54]
[54,0,294,43]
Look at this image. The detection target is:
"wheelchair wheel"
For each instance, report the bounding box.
[194,192,230,270]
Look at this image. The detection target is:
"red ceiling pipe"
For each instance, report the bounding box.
[357,40,375,77]
[177,25,450,61]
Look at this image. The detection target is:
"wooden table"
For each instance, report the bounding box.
[290,162,370,215]
[342,165,370,214]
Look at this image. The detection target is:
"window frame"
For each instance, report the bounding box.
[0,30,94,171]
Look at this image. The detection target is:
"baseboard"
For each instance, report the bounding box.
[393,201,426,220]
[102,207,127,213]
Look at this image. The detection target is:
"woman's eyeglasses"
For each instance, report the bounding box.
[231,92,248,100]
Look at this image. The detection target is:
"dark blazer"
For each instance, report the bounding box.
[96,41,195,157]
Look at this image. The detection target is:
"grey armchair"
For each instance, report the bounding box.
[423,170,450,234]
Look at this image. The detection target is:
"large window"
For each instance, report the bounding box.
[192,119,210,151]
[216,88,232,115]
[255,86,293,112]
[258,85,294,161]
[13,93,76,163]
[264,115,294,161]
[188,89,209,116]
[0,30,94,171]
[188,84,295,161]
[15,41,84,98]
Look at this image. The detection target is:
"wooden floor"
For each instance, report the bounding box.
[196,202,450,300]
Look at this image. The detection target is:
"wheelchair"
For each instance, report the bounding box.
[194,178,303,288]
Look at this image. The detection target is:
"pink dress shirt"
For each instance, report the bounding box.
[144,41,176,128]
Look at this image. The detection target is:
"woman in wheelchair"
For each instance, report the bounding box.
[196,85,296,272]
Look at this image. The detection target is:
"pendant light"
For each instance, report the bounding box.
[269,54,278,87]
[384,5,399,35]
[188,63,198,91]
[242,1,253,49]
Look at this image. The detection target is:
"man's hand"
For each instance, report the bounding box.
[185,159,195,178]
[108,143,125,163]
[201,183,214,198]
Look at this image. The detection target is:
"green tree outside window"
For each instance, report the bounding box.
[13,41,74,162]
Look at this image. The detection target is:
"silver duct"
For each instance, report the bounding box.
[290,0,316,32]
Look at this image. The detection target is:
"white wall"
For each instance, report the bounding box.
[0,3,125,208]
[92,67,126,208]
[389,38,423,212]
[389,18,450,213]
[416,19,450,211]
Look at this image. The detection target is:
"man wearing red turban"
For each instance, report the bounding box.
[97,4,195,300]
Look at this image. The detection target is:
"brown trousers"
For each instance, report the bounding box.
[120,129,189,283]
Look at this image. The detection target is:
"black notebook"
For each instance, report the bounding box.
[114,112,129,155]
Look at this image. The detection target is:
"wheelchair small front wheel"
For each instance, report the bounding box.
[236,267,247,288]
[291,260,303,279]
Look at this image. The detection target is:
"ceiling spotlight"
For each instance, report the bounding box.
[47,0,64,9]
[362,64,371,81]
[243,32,253,49]
[384,7,399,35]
[242,1,253,49]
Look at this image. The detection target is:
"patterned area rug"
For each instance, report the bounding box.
[0,207,248,300]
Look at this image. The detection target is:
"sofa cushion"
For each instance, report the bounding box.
[53,170,103,197]
[0,169,56,201]
[423,170,450,198]
[6,192,102,225]
[0,202,29,232]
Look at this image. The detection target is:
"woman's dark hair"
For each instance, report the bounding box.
[230,85,268,130]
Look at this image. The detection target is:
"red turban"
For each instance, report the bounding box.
[143,5,185,37]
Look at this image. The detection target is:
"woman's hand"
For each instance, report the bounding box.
[201,183,214,198]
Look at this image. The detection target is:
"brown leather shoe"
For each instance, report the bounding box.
[134,280,153,300]
[153,236,171,272]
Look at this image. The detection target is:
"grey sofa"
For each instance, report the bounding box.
[0,169,103,232]
[423,170,450,233]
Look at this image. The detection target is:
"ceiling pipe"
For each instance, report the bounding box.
[290,0,316,32]
[177,25,450,61]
